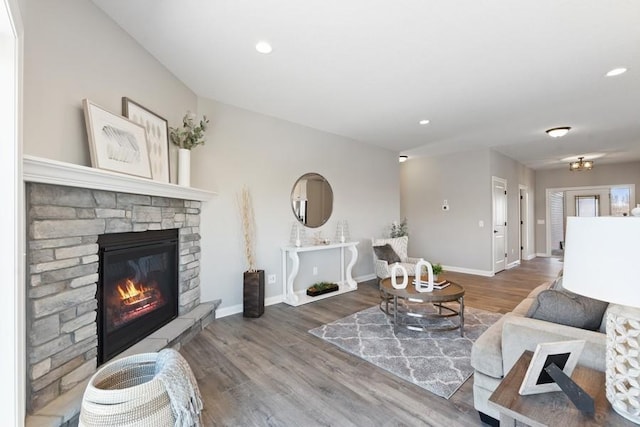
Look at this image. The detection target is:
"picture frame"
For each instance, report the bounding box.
[519,340,586,395]
[82,99,152,179]
[122,97,170,183]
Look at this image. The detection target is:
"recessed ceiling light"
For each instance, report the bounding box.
[255,41,273,54]
[606,67,627,77]
[399,155,408,163]
[546,127,571,138]
[419,119,430,125]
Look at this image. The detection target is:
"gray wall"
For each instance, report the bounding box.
[22,0,401,315]
[534,161,640,254]
[194,98,399,314]
[400,149,492,273]
[400,148,535,274]
[23,0,197,183]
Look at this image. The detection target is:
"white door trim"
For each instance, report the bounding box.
[0,0,24,424]
[492,176,507,274]
[519,184,528,261]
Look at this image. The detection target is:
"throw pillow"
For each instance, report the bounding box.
[373,244,401,264]
[526,289,608,331]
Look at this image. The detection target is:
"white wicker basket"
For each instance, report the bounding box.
[79,353,175,427]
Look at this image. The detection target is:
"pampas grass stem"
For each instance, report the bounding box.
[238,186,256,272]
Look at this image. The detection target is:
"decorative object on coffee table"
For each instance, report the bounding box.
[431,263,443,281]
[306,281,338,297]
[169,111,209,186]
[562,216,640,424]
[238,186,264,317]
[122,97,170,183]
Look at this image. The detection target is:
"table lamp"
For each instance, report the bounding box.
[562,216,640,423]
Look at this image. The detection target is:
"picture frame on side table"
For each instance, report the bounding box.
[82,99,152,179]
[122,97,170,183]
[519,340,586,395]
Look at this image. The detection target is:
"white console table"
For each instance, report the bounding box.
[281,242,359,306]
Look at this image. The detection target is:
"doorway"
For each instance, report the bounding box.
[545,184,635,256]
[492,177,507,274]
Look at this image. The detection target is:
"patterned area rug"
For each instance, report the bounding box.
[309,304,502,399]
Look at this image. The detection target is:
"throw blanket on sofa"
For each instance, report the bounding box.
[155,348,204,427]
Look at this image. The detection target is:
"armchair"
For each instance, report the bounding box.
[371,236,423,280]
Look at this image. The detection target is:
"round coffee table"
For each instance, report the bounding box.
[379,276,465,336]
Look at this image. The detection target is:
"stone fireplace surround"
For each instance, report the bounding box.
[23,156,218,426]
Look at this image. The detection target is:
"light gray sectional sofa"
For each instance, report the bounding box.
[470,278,610,424]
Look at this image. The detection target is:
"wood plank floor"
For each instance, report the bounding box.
[181,257,563,426]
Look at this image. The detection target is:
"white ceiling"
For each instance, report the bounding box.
[92,0,640,170]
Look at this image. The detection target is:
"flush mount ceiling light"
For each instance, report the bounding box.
[546,127,571,138]
[606,67,627,77]
[399,155,408,163]
[255,41,273,54]
[569,157,594,171]
[418,119,430,125]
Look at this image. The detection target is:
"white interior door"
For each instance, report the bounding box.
[492,177,507,273]
[519,186,527,260]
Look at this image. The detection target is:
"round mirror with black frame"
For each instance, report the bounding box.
[291,173,333,228]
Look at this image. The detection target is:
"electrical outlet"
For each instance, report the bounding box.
[267,274,276,284]
[313,266,318,275]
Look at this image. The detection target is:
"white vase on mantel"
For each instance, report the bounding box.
[631,204,640,217]
[178,148,191,187]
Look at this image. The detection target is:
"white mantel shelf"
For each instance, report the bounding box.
[23,155,216,201]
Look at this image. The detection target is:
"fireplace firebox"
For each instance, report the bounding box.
[97,229,179,364]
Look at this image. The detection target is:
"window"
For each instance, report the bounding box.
[610,187,631,216]
[576,195,599,217]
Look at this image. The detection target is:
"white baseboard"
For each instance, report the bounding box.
[354,273,377,282]
[215,295,284,319]
[215,275,377,319]
[524,254,536,261]
[536,252,549,257]
[506,260,521,269]
[443,265,494,277]
[213,305,240,319]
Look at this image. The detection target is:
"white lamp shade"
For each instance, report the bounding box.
[562,216,640,307]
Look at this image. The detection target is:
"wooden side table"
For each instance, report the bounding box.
[488,350,636,427]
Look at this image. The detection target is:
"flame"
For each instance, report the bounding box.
[116,278,151,303]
